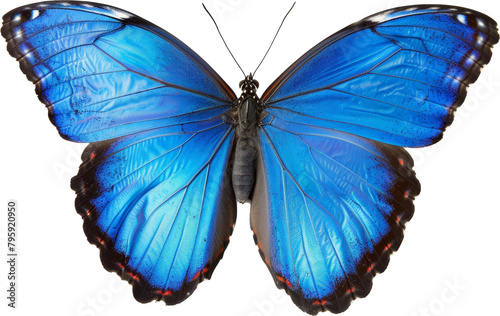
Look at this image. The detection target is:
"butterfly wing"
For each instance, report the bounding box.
[72,116,236,304]
[252,5,498,314]
[1,1,235,142]
[252,115,419,313]
[2,1,238,304]
[261,5,498,147]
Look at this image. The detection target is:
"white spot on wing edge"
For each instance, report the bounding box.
[112,9,131,20]
[476,34,485,43]
[477,19,486,28]
[34,68,44,79]
[13,14,21,22]
[369,12,388,23]
[31,10,40,20]
[457,14,467,24]
[82,3,94,8]
[24,52,33,60]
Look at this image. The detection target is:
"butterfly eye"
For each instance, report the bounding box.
[239,79,245,88]
[253,80,259,89]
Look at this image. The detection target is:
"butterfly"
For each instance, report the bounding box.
[1,1,498,314]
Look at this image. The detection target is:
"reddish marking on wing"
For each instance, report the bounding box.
[262,84,276,101]
[90,152,96,160]
[276,275,292,288]
[367,263,375,273]
[117,263,125,269]
[384,242,392,251]
[191,271,201,281]
[261,74,287,102]
[313,299,328,306]
[85,210,91,217]
[264,257,270,267]
[398,158,404,166]
[128,272,139,281]
[346,287,355,294]
[157,289,172,296]
[190,267,210,282]
[216,246,224,259]
[396,216,401,223]
[404,191,409,198]
[97,238,105,246]
[219,81,236,101]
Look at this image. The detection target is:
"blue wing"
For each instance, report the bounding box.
[71,115,236,304]
[1,1,238,304]
[1,1,236,142]
[261,5,498,147]
[252,5,498,314]
[251,114,419,314]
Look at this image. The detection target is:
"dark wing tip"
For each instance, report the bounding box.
[409,7,499,147]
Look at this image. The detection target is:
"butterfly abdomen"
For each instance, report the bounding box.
[233,135,258,203]
[233,76,261,203]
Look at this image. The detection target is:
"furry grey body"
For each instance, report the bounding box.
[232,76,260,203]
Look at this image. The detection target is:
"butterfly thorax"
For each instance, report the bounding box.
[232,74,261,203]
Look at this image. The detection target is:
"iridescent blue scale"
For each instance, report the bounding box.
[1,2,497,314]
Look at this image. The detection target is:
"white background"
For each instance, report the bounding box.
[0,0,499,315]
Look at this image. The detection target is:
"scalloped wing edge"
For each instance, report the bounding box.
[70,139,237,305]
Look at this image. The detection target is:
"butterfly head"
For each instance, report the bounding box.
[238,73,261,106]
[239,73,259,93]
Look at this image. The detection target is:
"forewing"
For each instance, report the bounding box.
[1,1,236,142]
[250,114,420,314]
[70,116,236,304]
[261,5,498,147]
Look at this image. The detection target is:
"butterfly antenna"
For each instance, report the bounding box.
[203,3,246,77]
[253,2,296,77]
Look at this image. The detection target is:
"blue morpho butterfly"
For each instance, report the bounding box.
[1,1,498,314]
